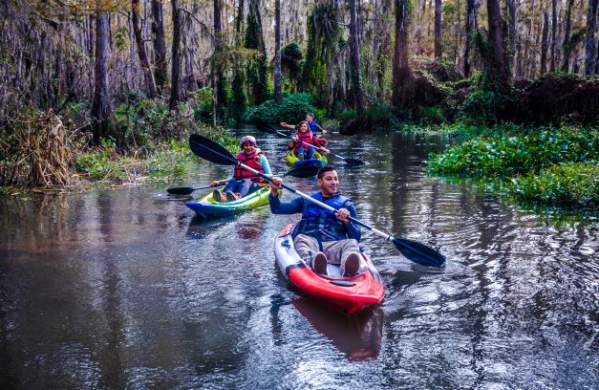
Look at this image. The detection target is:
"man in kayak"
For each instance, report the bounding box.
[210,135,271,201]
[287,121,328,160]
[280,112,327,134]
[269,166,362,277]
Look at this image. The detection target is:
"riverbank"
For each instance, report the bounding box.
[0,107,237,195]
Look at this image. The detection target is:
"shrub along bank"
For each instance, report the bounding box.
[427,126,599,206]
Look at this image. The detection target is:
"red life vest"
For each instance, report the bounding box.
[294,130,316,151]
[233,149,265,181]
[294,130,327,151]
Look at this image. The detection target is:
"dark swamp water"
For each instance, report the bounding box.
[1,132,598,389]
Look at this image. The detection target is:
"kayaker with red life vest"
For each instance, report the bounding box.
[269,166,362,277]
[210,135,271,202]
[280,112,327,134]
[288,121,328,160]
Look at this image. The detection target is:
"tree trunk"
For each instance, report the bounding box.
[246,0,268,105]
[550,0,558,72]
[486,0,509,86]
[541,11,549,75]
[523,0,536,78]
[434,0,442,61]
[348,0,365,114]
[392,0,412,109]
[232,0,247,123]
[170,0,182,110]
[91,5,112,145]
[585,0,599,75]
[213,0,226,120]
[132,0,157,98]
[151,0,167,92]
[506,0,516,76]
[561,0,575,72]
[236,0,245,38]
[274,0,282,104]
[464,0,479,77]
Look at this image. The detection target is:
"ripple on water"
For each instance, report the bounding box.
[1,133,598,389]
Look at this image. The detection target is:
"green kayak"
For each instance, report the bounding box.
[185,186,270,219]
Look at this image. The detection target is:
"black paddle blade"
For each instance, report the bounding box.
[392,237,446,267]
[189,134,236,165]
[284,164,319,178]
[167,187,195,195]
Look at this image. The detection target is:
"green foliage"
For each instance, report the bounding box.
[244,4,268,105]
[509,162,599,206]
[114,26,129,51]
[459,84,514,124]
[113,98,170,147]
[243,93,317,124]
[74,124,237,185]
[302,2,341,106]
[418,106,446,125]
[74,138,123,181]
[282,43,303,79]
[147,139,193,180]
[321,118,339,130]
[190,87,214,122]
[337,109,357,125]
[427,128,599,176]
[365,102,393,128]
[230,70,247,124]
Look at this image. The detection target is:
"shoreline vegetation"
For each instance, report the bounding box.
[1,89,598,214]
[426,125,599,208]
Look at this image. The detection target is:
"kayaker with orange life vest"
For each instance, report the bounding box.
[210,135,271,202]
[269,166,362,277]
[288,121,328,160]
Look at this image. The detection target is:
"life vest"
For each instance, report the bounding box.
[292,192,357,242]
[233,149,265,181]
[294,129,328,151]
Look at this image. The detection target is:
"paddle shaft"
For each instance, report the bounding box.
[233,160,394,241]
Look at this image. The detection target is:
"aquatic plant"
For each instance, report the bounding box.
[427,127,599,176]
[509,162,599,206]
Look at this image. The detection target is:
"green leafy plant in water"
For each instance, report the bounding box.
[427,127,599,176]
[509,162,599,206]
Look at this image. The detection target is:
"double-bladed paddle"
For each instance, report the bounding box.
[255,123,365,166]
[189,133,445,267]
[166,165,320,196]
[167,184,214,195]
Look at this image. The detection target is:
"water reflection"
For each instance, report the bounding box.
[292,298,383,361]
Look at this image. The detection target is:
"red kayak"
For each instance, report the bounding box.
[274,224,385,315]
